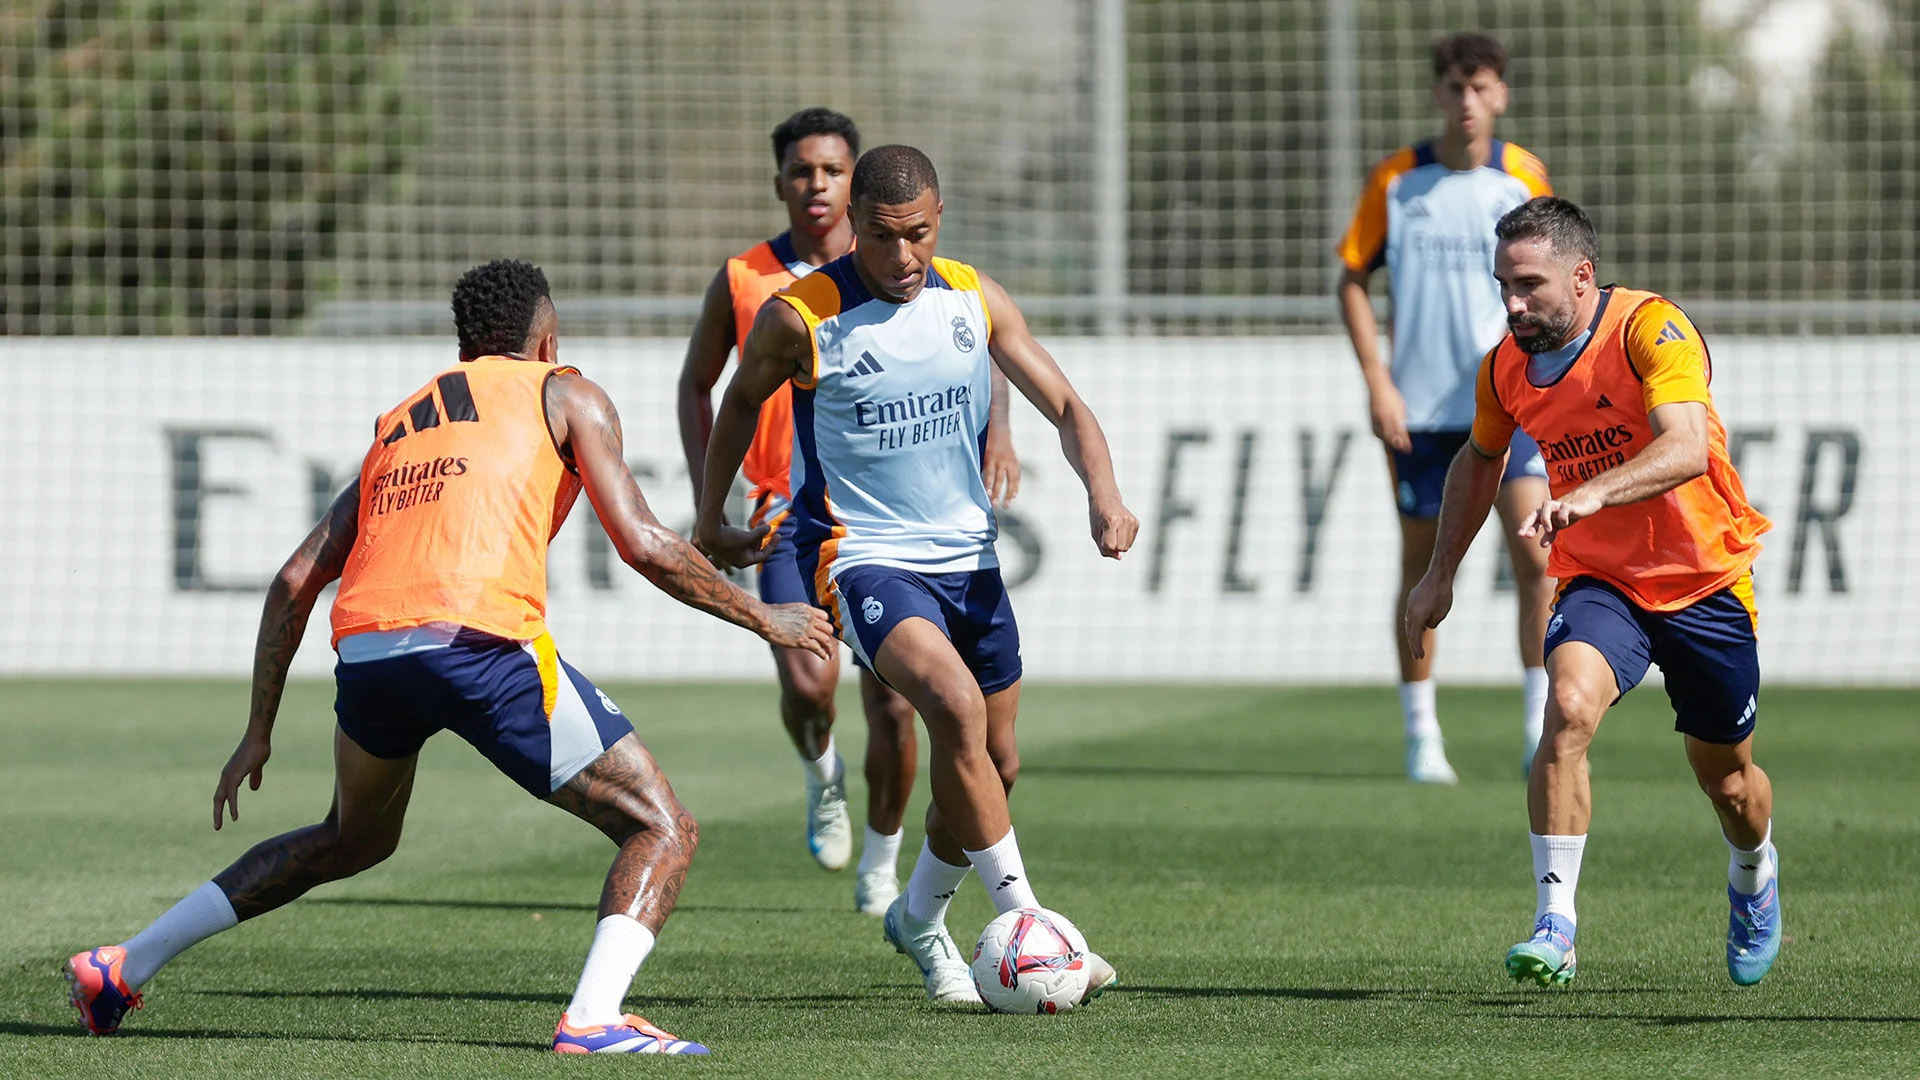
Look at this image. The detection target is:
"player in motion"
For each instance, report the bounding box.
[65,260,834,1053]
[696,146,1137,1003]
[1405,197,1780,987]
[678,108,1019,912]
[1337,32,1555,782]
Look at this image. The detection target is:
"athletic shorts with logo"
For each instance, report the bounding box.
[1544,575,1760,744]
[334,628,633,797]
[807,562,1022,695]
[1392,428,1546,518]
[751,492,810,606]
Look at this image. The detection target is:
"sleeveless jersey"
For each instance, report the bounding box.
[1336,140,1551,430]
[727,232,818,499]
[331,357,584,645]
[775,254,997,582]
[1471,287,1769,612]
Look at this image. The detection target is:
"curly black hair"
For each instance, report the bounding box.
[851,145,939,207]
[450,259,550,358]
[771,107,860,164]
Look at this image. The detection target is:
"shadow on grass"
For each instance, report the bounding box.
[1126,985,1675,1002]
[305,896,815,916]
[189,987,868,1009]
[1021,763,1402,783]
[0,1019,533,1050]
[1506,1012,1920,1026]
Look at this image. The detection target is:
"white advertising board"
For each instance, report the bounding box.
[0,337,1908,683]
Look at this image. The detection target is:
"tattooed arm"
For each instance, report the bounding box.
[215,479,362,829]
[546,370,835,658]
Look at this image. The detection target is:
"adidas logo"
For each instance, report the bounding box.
[1655,319,1688,344]
[1539,872,1563,884]
[993,874,1020,891]
[847,350,887,378]
[1740,695,1757,726]
[934,888,958,900]
[1595,394,1614,409]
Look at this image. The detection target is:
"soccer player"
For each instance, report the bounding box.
[695,145,1136,1004]
[1337,32,1556,782]
[677,108,1020,913]
[65,260,835,1052]
[1404,197,1780,987]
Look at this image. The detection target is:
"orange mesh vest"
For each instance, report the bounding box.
[331,357,584,644]
[1489,287,1769,612]
[727,237,802,499]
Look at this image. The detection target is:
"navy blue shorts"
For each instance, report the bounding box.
[814,564,1022,695]
[751,493,811,606]
[1544,576,1761,744]
[1391,429,1546,517]
[334,629,634,797]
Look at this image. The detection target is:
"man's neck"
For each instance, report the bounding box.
[788,218,853,268]
[1434,128,1494,171]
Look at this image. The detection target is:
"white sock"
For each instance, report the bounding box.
[1727,820,1775,894]
[1400,680,1441,740]
[857,825,903,877]
[564,915,656,1028]
[118,881,238,990]
[1522,667,1548,749]
[903,839,972,924]
[800,735,838,785]
[965,827,1040,915]
[1530,833,1587,924]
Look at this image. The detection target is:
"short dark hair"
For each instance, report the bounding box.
[450,258,550,358]
[771,107,860,164]
[1432,31,1507,79]
[1496,196,1599,266]
[851,145,939,207]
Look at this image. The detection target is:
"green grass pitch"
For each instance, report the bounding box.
[1,680,1915,1079]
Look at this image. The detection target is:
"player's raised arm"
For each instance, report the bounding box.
[549,369,833,659]
[977,272,1136,559]
[215,477,362,830]
[676,266,737,508]
[694,297,811,567]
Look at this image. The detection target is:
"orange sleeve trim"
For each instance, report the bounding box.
[1469,347,1518,453]
[1335,147,1415,272]
[1502,142,1552,198]
[774,274,839,391]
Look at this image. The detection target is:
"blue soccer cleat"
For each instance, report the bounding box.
[1727,844,1781,986]
[553,1013,709,1055]
[1505,913,1577,986]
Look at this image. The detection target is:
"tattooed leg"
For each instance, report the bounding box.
[546,733,698,932]
[213,726,418,920]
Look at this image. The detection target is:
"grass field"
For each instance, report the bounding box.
[1,679,1916,1079]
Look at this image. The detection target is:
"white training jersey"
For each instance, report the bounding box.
[1336,139,1552,431]
[775,254,997,578]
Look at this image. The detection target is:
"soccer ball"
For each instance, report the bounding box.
[969,907,1093,1014]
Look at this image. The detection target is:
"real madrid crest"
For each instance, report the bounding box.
[951,316,976,353]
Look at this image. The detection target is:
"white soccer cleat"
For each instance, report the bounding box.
[805,753,853,871]
[1078,950,1119,1005]
[855,869,900,916]
[1406,734,1459,785]
[883,895,980,1003]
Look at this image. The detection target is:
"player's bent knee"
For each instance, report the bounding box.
[993,751,1020,792]
[779,669,837,717]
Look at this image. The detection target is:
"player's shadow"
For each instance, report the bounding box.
[0,1019,531,1049]
[1020,763,1404,783]
[188,987,866,1009]
[1502,1010,1920,1026]
[1124,985,1673,1003]
[304,896,814,916]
